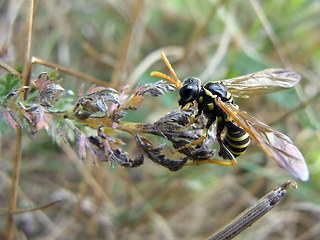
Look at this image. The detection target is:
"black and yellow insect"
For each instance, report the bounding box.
[151,51,309,181]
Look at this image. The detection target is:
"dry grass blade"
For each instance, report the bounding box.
[207,181,297,240]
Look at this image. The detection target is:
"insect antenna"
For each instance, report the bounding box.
[150,51,182,89]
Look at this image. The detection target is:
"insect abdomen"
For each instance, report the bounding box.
[222,125,250,157]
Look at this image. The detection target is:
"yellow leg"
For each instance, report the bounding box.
[176,127,208,151]
[177,114,196,131]
[185,158,237,166]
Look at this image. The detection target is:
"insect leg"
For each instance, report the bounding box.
[185,158,236,166]
[217,141,237,165]
[216,117,237,164]
[176,117,215,151]
[177,102,203,131]
[177,111,200,131]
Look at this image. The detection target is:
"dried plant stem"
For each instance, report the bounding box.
[249,0,319,132]
[207,181,297,240]
[52,110,174,136]
[111,0,144,89]
[184,0,226,58]
[66,112,148,134]
[0,200,61,216]
[6,127,22,240]
[0,59,21,76]
[249,0,289,68]
[269,91,320,126]
[31,57,109,87]
[60,142,117,214]
[21,0,34,100]
[74,171,91,218]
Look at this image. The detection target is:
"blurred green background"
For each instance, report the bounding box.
[1,0,320,239]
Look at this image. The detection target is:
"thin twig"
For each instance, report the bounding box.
[207,181,297,240]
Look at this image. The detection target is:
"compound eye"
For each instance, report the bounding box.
[180,85,195,100]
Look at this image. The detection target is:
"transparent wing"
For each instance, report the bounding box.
[215,98,309,181]
[220,68,301,98]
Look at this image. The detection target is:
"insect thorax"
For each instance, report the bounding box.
[203,82,231,101]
